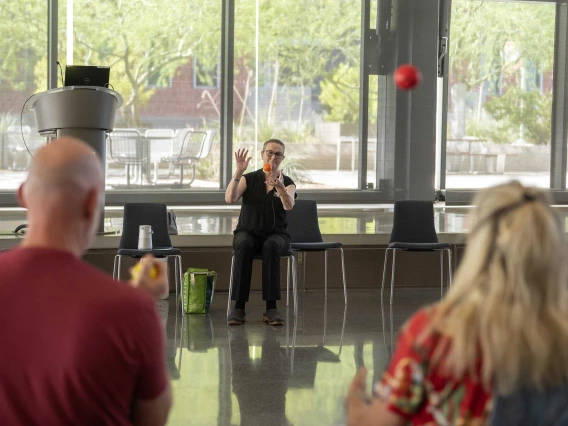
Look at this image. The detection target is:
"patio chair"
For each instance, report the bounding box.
[161,129,216,187]
[108,129,146,186]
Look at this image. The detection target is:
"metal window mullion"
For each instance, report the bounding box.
[48,0,58,90]
[438,0,451,191]
[358,0,371,190]
[220,0,235,189]
[550,2,568,190]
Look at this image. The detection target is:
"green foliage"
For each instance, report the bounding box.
[320,63,368,124]
[253,153,313,184]
[450,0,555,90]
[234,119,319,148]
[1,0,221,126]
[279,123,318,144]
[0,2,45,92]
[234,0,361,126]
[450,0,555,145]
[481,88,552,145]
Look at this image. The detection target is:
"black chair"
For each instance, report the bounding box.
[113,203,183,302]
[226,251,298,317]
[287,200,347,305]
[381,200,452,307]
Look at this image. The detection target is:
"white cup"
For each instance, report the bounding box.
[138,225,153,250]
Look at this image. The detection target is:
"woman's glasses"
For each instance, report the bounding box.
[264,150,284,159]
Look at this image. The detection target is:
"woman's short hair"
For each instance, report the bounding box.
[263,139,285,152]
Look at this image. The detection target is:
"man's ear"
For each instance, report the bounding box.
[16,184,27,209]
[84,188,100,221]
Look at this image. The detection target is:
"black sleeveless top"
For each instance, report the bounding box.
[234,169,296,237]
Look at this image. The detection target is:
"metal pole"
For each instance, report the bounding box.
[48,0,58,90]
[358,0,371,190]
[220,0,235,189]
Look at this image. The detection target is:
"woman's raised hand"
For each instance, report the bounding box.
[235,148,252,175]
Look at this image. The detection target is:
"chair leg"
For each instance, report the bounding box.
[175,255,182,305]
[172,256,177,302]
[439,250,444,300]
[390,250,397,306]
[292,255,298,318]
[380,248,390,346]
[227,255,235,317]
[448,248,453,288]
[187,163,196,187]
[113,255,120,280]
[339,247,347,305]
[324,250,328,301]
[323,284,328,346]
[338,305,347,357]
[286,257,291,307]
[117,255,122,281]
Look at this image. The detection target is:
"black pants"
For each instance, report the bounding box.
[231,231,290,302]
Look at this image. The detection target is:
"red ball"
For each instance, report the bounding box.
[393,64,422,90]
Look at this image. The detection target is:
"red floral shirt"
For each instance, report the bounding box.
[375,307,492,425]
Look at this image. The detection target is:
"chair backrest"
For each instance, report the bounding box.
[197,130,216,159]
[118,203,173,249]
[145,129,175,139]
[108,129,142,162]
[286,199,324,244]
[172,128,193,154]
[145,129,175,162]
[179,130,208,159]
[389,200,438,244]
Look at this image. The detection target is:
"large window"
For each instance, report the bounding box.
[0,1,47,191]
[58,0,222,191]
[445,0,556,190]
[233,0,363,190]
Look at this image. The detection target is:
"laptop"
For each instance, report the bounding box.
[64,65,110,87]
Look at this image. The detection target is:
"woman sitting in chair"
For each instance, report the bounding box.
[347,181,568,425]
[225,139,296,326]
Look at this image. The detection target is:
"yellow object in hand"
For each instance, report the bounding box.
[131,262,158,281]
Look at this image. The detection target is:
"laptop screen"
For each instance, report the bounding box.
[64,66,110,87]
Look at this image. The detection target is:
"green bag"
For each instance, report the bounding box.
[182,268,216,314]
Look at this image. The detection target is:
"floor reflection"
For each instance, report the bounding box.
[228,325,291,425]
[164,288,440,426]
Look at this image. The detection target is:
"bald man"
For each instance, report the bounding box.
[0,138,172,426]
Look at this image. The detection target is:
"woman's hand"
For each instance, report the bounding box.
[266,170,285,188]
[235,148,252,175]
[346,368,406,426]
[346,368,372,425]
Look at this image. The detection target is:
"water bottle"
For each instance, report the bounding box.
[138,225,153,250]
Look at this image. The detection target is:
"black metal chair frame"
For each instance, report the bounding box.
[226,251,298,318]
[380,200,453,308]
[112,203,183,304]
[287,199,348,305]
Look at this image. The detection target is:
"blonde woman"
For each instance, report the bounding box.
[346,181,568,426]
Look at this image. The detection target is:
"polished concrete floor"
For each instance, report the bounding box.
[159,287,440,426]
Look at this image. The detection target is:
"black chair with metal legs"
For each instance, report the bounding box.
[226,251,298,317]
[112,203,183,303]
[381,200,453,308]
[286,200,348,305]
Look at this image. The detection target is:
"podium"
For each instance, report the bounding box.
[25,86,123,232]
